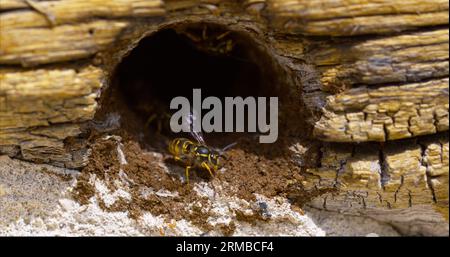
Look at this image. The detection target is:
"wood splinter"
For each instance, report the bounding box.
[23,0,56,27]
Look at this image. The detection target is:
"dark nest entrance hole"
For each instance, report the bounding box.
[101,22,307,154]
[75,23,325,212]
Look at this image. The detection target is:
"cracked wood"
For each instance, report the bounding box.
[313,78,449,142]
[302,133,448,222]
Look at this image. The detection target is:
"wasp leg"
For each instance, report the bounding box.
[201,162,217,198]
[216,31,231,40]
[145,114,157,129]
[201,162,214,178]
[185,166,192,186]
[184,32,201,42]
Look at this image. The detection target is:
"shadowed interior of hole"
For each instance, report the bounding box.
[111,23,296,146]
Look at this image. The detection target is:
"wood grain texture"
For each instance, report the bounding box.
[0,65,102,130]
[309,29,449,92]
[0,20,129,66]
[313,78,449,142]
[301,133,448,232]
[0,0,165,29]
[0,0,32,10]
[0,64,102,167]
[264,0,449,36]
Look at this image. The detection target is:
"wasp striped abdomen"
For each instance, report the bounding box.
[169,138,220,185]
[169,138,194,158]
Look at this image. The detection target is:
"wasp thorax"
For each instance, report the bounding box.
[195,146,210,155]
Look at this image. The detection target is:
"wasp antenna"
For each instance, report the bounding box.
[220,142,238,154]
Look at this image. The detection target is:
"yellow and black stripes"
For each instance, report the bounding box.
[168,137,221,185]
[169,138,194,157]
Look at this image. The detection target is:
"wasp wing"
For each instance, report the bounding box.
[191,130,206,145]
[182,110,206,145]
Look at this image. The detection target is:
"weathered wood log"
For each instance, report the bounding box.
[301,133,449,233]
[0,65,102,129]
[0,21,132,66]
[263,0,449,36]
[0,0,164,29]
[0,0,448,234]
[310,29,449,89]
[314,78,449,142]
[0,64,102,167]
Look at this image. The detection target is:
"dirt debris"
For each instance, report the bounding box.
[72,122,326,235]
